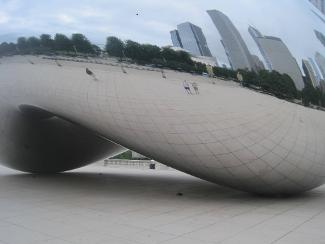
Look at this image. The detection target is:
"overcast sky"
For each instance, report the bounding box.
[0,0,324,66]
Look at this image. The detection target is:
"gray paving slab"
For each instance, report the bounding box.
[0,165,325,244]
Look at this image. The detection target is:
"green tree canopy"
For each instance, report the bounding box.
[105,36,124,58]
[40,34,54,49]
[17,37,28,51]
[92,44,102,56]
[27,37,41,49]
[140,44,161,62]
[124,40,143,61]
[212,67,237,79]
[161,48,193,65]
[0,42,17,55]
[54,34,73,51]
[71,33,94,54]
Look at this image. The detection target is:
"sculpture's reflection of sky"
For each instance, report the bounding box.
[0,0,324,66]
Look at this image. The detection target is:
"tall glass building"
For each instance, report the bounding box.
[170,30,183,48]
[315,30,325,47]
[302,59,319,87]
[309,0,325,15]
[174,22,212,57]
[249,26,305,90]
[207,10,255,71]
[309,57,323,84]
[316,52,325,79]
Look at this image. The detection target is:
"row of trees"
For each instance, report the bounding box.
[0,33,100,55]
[228,68,325,107]
[301,81,325,107]
[1,33,325,108]
[237,69,298,99]
[1,34,207,74]
[105,36,207,74]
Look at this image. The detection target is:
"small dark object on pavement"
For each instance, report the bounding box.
[86,68,93,75]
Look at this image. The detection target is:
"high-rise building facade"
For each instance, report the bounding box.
[309,57,323,84]
[251,55,265,71]
[207,10,255,71]
[170,30,183,48]
[171,22,212,57]
[302,59,318,87]
[249,26,272,70]
[316,52,325,79]
[309,0,325,15]
[315,30,325,47]
[249,26,305,90]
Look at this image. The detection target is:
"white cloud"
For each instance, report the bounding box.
[56,14,77,24]
[0,12,9,24]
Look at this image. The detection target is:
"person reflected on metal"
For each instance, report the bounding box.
[183,80,192,95]
[237,72,244,86]
[192,82,199,95]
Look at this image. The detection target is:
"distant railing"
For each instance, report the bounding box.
[98,159,171,170]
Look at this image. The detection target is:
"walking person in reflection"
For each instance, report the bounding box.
[192,82,199,95]
[237,71,243,86]
[183,80,192,95]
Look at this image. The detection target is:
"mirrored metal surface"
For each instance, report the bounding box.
[0,0,324,194]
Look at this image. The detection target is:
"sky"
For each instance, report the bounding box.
[0,0,324,66]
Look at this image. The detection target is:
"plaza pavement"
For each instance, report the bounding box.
[0,164,325,244]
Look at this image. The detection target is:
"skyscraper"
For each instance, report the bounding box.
[249,26,272,70]
[207,10,255,71]
[251,55,265,71]
[315,30,325,47]
[302,59,318,87]
[315,52,325,79]
[171,22,212,57]
[309,0,325,15]
[170,30,183,48]
[309,57,323,84]
[249,26,305,90]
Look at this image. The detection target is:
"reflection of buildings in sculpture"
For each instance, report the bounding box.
[191,55,219,67]
[168,46,218,70]
[170,30,183,48]
[316,52,325,79]
[302,59,319,87]
[309,57,323,84]
[309,0,325,15]
[251,55,265,71]
[207,10,255,71]
[249,26,304,90]
[170,22,212,57]
[249,26,272,70]
[311,9,325,24]
[315,30,325,47]
[192,56,219,77]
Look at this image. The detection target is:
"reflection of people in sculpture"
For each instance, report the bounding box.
[183,80,192,94]
[192,82,199,95]
[237,72,243,85]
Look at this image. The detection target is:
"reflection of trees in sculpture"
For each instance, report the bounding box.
[105,36,124,58]
[0,33,99,55]
[2,33,325,108]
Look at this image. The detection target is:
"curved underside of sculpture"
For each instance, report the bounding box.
[1,55,325,194]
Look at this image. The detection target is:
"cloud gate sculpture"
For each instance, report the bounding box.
[0,0,324,195]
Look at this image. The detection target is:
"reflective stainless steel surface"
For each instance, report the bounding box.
[0,0,324,194]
